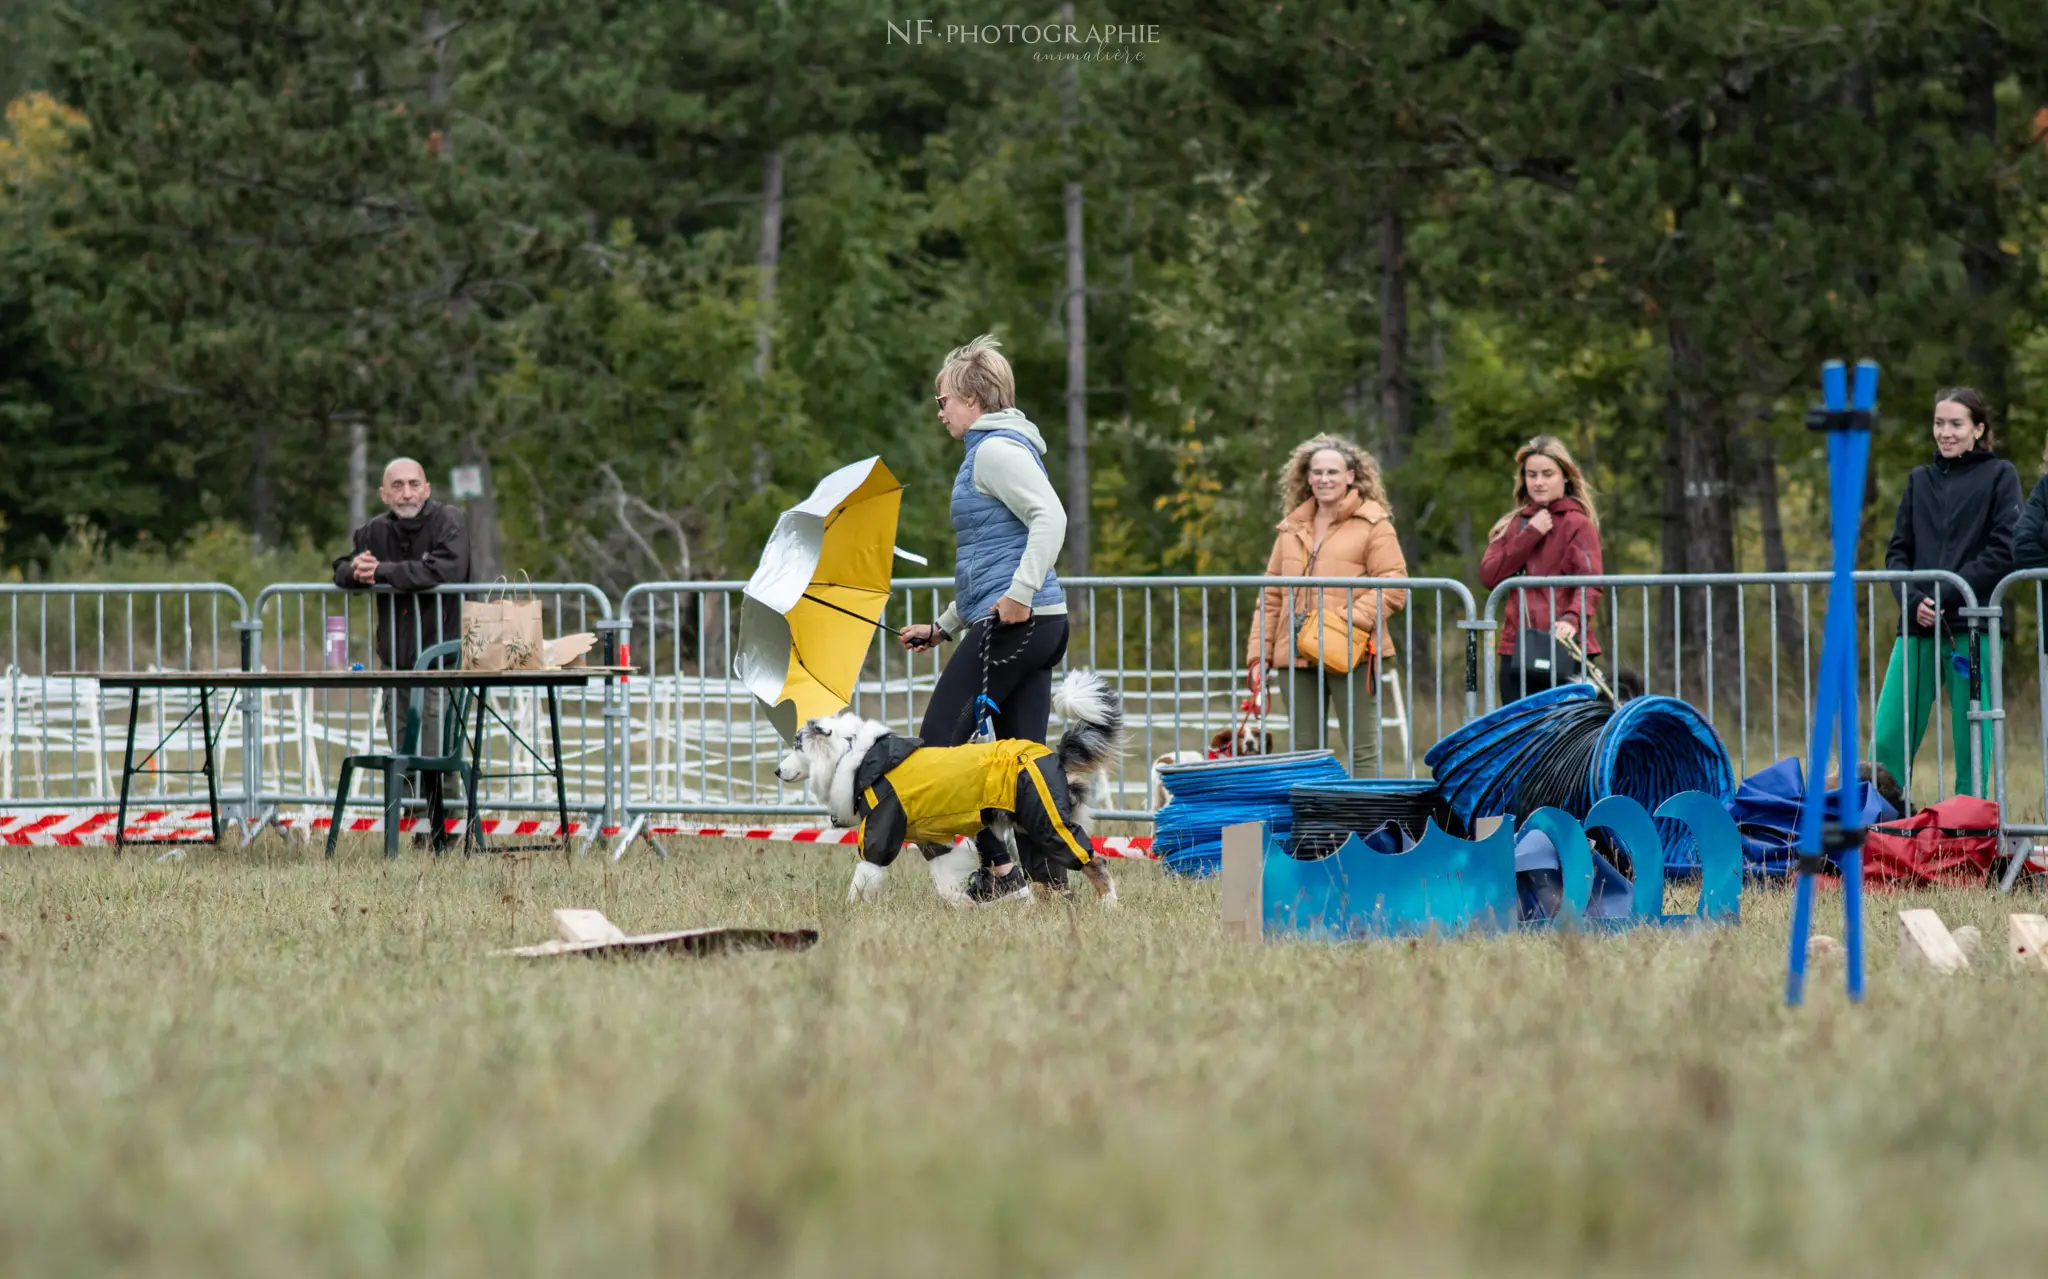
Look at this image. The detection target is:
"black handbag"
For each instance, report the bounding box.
[1505,626,1582,692]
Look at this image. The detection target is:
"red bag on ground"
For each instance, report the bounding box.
[1861,795,2000,886]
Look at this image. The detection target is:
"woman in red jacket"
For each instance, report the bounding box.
[1479,436,1605,702]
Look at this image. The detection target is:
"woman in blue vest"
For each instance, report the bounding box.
[899,334,1070,903]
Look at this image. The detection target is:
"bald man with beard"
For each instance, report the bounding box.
[333,459,470,844]
[333,458,470,669]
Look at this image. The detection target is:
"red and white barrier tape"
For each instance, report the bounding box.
[636,825,1155,859]
[0,811,1156,858]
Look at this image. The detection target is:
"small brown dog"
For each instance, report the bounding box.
[1150,727,1275,809]
[1209,726,1274,758]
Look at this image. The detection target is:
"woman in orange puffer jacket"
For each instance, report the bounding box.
[1246,434,1408,778]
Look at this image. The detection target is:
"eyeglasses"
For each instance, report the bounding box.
[935,394,951,409]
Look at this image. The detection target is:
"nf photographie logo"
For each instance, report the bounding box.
[885,19,1162,46]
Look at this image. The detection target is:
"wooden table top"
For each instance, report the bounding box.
[60,668,634,689]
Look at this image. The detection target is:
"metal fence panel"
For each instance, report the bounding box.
[0,584,250,809]
[9,570,2045,850]
[613,576,1480,839]
[1482,570,1983,805]
[1986,571,2048,885]
[246,583,616,823]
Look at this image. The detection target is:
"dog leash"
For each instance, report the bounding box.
[1211,662,1271,758]
[972,613,1034,742]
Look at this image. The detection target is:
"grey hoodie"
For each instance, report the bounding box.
[936,409,1070,638]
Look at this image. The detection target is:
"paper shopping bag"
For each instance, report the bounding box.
[462,584,544,671]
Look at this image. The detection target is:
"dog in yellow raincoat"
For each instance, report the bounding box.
[776,671,1125,904]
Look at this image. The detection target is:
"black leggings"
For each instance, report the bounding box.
[919,615,1070,865]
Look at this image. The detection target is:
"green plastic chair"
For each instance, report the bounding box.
[327,640,473,858]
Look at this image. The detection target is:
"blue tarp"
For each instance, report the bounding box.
[1729,756,1898,877]
[1513,827,1635,922]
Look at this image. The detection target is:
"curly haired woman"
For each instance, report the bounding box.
[1245,435,1407,778]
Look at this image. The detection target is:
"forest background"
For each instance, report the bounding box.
[2,0,2047,606]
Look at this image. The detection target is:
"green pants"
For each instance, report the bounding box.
[1872,635,1989,800]
[1287,666,1381,780]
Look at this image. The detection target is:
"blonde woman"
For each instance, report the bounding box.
[897,334,1069,901]
[1245,435,1408,778]
[1479,435,1604,701]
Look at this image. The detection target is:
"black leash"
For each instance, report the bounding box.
[973,613,1033,740]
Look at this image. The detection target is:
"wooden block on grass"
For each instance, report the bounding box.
[2009,914,2048,971]
[553,908,627,945]
[1220,821,1263,940]
[1897,908,1970,974]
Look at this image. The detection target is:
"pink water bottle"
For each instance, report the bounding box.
[325,616,349,670]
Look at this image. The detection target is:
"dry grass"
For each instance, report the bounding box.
[3,835,2048,1276]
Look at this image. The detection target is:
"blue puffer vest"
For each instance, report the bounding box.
[952,427,1065,622]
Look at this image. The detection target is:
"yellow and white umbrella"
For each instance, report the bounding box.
[735,457,923,740]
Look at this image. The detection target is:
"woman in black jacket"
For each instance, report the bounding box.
[1877,387,2020,800]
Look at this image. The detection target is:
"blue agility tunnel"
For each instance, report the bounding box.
[1423,686,1733,873]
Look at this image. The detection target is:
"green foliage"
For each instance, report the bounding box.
[1123,169,1362,574]
[1,0,2046,590]
[491,223,811,592]
[20,519,331,599]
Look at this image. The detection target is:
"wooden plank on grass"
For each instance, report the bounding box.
[1220,821,1263,940]
[1897,908,1970,974]
[2009,913,2048,971]
[554,909,627,945]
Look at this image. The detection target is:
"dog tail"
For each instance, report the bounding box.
[1053,669,1125,784]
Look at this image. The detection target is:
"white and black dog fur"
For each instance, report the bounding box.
[776,670,1126,904]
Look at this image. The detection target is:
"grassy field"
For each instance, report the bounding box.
[4,836,2048,1277]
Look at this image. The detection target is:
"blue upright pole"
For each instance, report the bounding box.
[1786,359,1876,1007]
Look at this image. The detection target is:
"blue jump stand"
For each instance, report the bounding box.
[1783,359,1876,1006]
[1259,793,1742,939]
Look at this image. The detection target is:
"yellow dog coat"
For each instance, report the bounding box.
[850,734,1091,870]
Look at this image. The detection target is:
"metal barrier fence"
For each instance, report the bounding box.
[1483,571,1986,805]
[4,571,2048,866]
[610,576,1479,844]
[1987,571,2048,888]
[1,583,251,808]
[244,583,618,830]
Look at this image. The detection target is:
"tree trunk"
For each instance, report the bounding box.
[1858,440,1883,572]
[1376,205,1412,470]
[346,418,368,531]
[755,144,784,377]
[1751,425,1803,665]
[1059,1,1089,578]
[1843,48,1886,573]
[459,436,500,582]
[1662,314,1739,703]
[250,422,279,548]
[1658,330,1687,694]
[425,12,491,582]
[1960,37,2010,414]
[1377,202,1415,567]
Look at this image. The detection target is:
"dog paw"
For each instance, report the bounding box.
[848,861,887,901]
